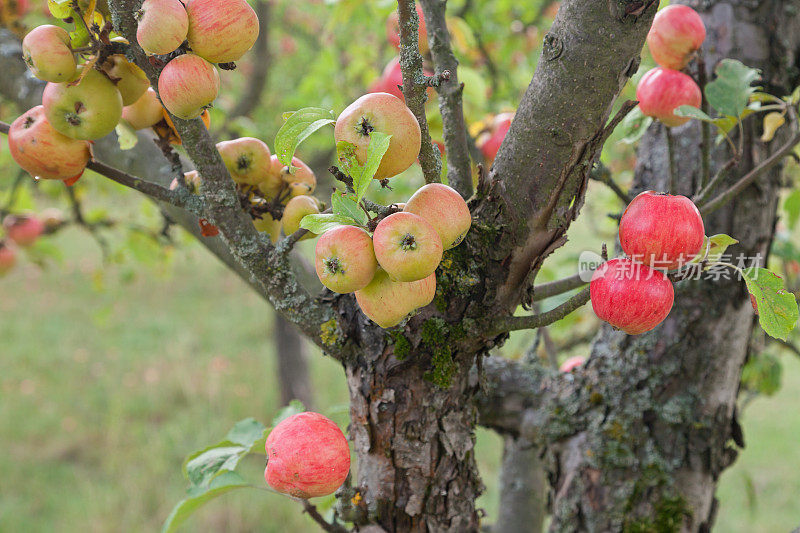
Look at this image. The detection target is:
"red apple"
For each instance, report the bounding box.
[185,0,259,63]
[122,88,164,130]
[0,241,17,276]
[3,214,45,247]
[636,67,701,128]
[618,191,705,270]
[354,269,436,328]
[101,54,149,106]
[8,106,91,181]
[386,3,428,55]
[590,258,675,335]
[315,225,377,293]
[158,54,219,119]
[373,212,442,282]
[559,356,586,373]
[477,113,513,164]
[369,57,435,102]
[136,0,189,56]
[217,137,272,185]
[22,24,76,83]
[282,195,321,239]
[43,68,123,140]
[647,5,706,70]
[404,183,471,250]
[334,92,421,180]
[264,412,350,499]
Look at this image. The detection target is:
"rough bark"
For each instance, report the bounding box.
[494,436,547,533]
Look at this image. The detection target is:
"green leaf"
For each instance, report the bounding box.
[691,233,739,264]
[161,472,251,533]
[271,400,306,426]
[115,122,139,151]
[48,0,74,19]
[619,106,653,145]
[783,189,800,230]
[741,267,799,340]
[705,59,761,118]
[741,352,783,396]
[182,418,268,486]
[331,191,368,226]
[299,213,360,235]
[674,105,713,122]
[225,418,268,448]
[353,131,391,200]
[274,107,335,168]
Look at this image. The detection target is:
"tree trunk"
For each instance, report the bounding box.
[494,436,547,533]
[274,314,314,408]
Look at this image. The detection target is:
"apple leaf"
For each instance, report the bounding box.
[300,213,361,235]
[353,132,392,201]
[741,267,799,340]
[619,106,653,145]
[783,189,800,230]
[705,59,761,118]
[271,399,306,426]
[741,352,783,396]
[331,191,369,226]
[115,122,139,151]
[161,472,252,533]
[674,105,713,122]
[48,0,74,18]
[690,234,739,264]
[274,107,335,169]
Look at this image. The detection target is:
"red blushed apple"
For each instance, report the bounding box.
[354,269,436,328]
[280,157,317,194]
[315,225,377,294]
[373,212,442,282]
[265,412,350,499]
[185,0,259,63]
[158,54,219,119]
[619,191,705,270]
[22,24,76,83]
[217,137,272,185]
[3,214,45,247]
[282,196,320,239]
[590,258,675,335]
[477,113,513,163]
[647,5,706,70]
[8,106,91,181]
[404,183,471,250]
[559,356,586,373]
[369,57,434,102]
[386,3,428,55]
[101,54,149,106]
[0,241,17,276]
[122,88,164,130]
[636,67,701,128]
[43,68,123,140]
[334,92,422,180]
[136,0,188,55]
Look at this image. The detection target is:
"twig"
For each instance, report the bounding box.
[299,499,348,533]
[771,337,800,359]
[71,0,99,45]
[531,272,590,302]
[665,127,677,194]
[66,186,110,258]
[697,53,711,193]
[488,286,592,335]
[0,170,27,218]
[692,156,739,205]
[590,163,631,204]
[598,100,639,148]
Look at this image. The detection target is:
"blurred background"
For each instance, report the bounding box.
[1,0,798,531]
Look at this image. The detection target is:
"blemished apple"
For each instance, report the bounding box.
[253,213,281,243]
[22,25,76,83]
[101,54,149,106]
[647,5,706,70]
[136,0,189,55]
[43,68,123,140]
[217,137,272,185]
[386,3,428,55]
[185,0,260,63]
[373,212,443,282]
[8,106,91,181]
[590,258,675,335]
[315,225,378,294]
[636,67,701,128]
[354,269,436,328]
[3,214,45,247]
[618,191,705,270]
[0,241,17,276]
[404,183,471,250]
[158,54,219,119]
[122,88,164,130]
[282,196,321,239]
[559,356,586,373]
[334,92,422,180]
[264,412,350,499]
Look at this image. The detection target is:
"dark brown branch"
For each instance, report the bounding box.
[488,286,591,335]
[300,499,348,533]
[692,156,739,205]
[590,163,632,204]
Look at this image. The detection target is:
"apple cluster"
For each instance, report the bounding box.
[637,5,706,127]
[590,191,705,335]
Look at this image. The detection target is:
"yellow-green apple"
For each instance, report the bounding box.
[122,88,163,130]
[3,214,45,247]
[590,258,674,335]
[0,241,17,276]
[185,0,259,63]
[136,0,188,55]
[101,54,149,106]
[217,137,271,185]
[22,24,76,82]
[8,106,91,180]
[373,212,442,282]
[386,3,428,55]
[282,195,320,239]
[647,5,706,70]
[559,356,586,373]
[264,412,350,499]
[280,157,317,200]
[619,191,705,270]
[158,53,219,119]
[354,269,436,328]
[43,68,123,140]
[404,183,471,250]
[636,67,701,127]
[314,225,377,293]
[334,92,421,180]
[253,213,281,243]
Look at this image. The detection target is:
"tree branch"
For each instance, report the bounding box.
[488,286,591,335]
[531,272,589,302]
[300,499,348,533]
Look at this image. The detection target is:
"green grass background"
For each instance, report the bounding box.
[1,229,798,532]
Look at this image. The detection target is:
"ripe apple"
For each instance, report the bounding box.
[264,412,350,499]
[22,24,76,83]
[315,225,377,293]
[386,3,428,55]
[3,214,45,247]
[160,107,210,144]
[101,54,149,106]
[369,57,435,102]
[0,241,17,276]
[647,5,706,70]
[136,0,189,55]
[618,191,705,270]
[354,269,436,328]
[253,213,281,243]
[8,106,91,180]
[217,137,272,185]
[559,356,586,373]
[185,0,259,63]
[636,67,701,128]
[158,54,219,119]
[334,92,422,180]
[477,113,513,164]
[43,68,123,140]
[373,212,442,282]
[590,258,675,335]
[282,196,321,239]
[280,157,316,191]
[122,88,163,130]
[404,183,471,250]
